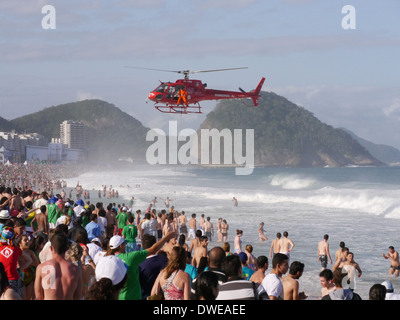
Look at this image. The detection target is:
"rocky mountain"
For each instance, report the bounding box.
[342,128,400,166]
[198,91,384,167]
[10,99,150,163]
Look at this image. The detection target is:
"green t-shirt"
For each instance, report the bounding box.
[47,203,60,225]
[122,224,138,243]
[117,250,148,300]
[116,212,128,229]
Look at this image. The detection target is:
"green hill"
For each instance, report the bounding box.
[342,128,400,166]
[0,116,15,132]
[10,99,150,163]
[199,91,384,167]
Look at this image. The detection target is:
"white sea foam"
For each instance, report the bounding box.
[269,173,317,190]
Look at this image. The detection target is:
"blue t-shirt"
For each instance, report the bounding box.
[85,221,101,241]
[185,263,198,282]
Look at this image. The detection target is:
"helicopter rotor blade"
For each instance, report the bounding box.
[125,66,248,79]
[190,67,248,74]
[124,66,182,74]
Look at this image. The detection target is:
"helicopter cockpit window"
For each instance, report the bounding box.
[155,84,169,93]
[168,86,176,94]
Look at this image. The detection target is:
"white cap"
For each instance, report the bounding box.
[109,235,125,249]
[382,281,394,292]
[95,255,127,285]
[65,202,71,207]
[122,207,127,212]
[0,210,10,219]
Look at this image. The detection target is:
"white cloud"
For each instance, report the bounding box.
[383,98,400,119]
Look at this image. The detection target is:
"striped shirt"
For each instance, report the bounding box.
[216,278,267,300]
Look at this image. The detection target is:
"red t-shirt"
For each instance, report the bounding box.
[0,245,22,280]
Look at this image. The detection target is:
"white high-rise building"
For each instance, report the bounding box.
[60,120,86,149]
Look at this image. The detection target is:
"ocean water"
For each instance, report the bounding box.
[64,165,400,300]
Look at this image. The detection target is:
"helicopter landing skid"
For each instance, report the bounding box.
[155,103,202,114]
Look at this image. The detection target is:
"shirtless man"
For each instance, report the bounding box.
[198,214,205,236]
[383,246,400,277]
[279,231,294,262]
[189,230,202,255]
[178,211,188,238]
[249,256,268,285]
[10,188,23,214]
[187,213,197,241]
[203,217,214,241]
[269,232,281,259]
[34,232,82,300]
[317,234,333,270]
[192,236,208,268]
[31,205,49,235]
[282,261,307,300]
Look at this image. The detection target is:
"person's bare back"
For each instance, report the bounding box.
[189,217,196,229]
[279,237,293,253]
[318,240,329,255]
[192,243,207,268]
[34,212,48,234]
[34,233,82,300]
[249,269,265,285]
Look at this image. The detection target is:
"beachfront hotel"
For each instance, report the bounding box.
[60,120,86,150]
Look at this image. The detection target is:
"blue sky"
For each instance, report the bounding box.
[1,0,399,149]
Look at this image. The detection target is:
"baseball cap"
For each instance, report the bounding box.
[109,235,125,249]
[65,202,71,207]
[0,210,10,219]
[382,281,394,292]
[95,255,127,285]
[91,237,101,244]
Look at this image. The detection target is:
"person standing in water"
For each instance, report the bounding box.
[258,222,268,242]
[232,197,238,207]
[233,230,243,254]
[382,246,400,277]
[269,233,281,259]
[318,234,333,270]
[279,231,294,263]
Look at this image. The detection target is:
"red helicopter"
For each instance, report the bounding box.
[127,67,265,114]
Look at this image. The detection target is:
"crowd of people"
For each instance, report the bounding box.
[1,163,400,301]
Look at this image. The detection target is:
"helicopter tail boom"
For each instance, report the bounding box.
[251,77,265,106]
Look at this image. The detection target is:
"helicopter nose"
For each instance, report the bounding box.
[148,92,156,101]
